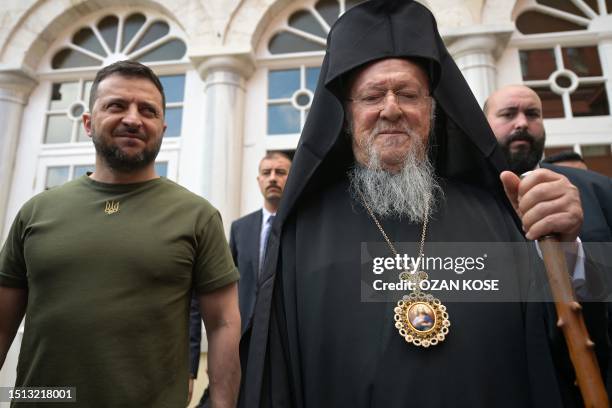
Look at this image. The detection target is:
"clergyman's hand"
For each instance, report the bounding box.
[500,169,583,242]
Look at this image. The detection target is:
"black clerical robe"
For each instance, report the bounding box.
[258,177,582,407]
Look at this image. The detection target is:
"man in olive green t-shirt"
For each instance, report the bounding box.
[0,61,240,407]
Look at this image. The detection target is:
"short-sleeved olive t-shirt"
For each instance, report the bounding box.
[0,176,238,407]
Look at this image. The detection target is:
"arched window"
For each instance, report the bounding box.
[515,0,611,35]
[258,0,364,147]
[50,13,186,69]
[35,10,188,189]
[267,0,364,55]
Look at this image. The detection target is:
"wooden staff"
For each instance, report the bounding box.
[538,235,608,407]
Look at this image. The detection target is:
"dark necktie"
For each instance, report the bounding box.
[259,215,275,274]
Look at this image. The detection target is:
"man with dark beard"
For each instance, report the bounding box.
[0,61,240,407]
[484,85,546,176]
[486,84,612,243]
[240,2,604,407]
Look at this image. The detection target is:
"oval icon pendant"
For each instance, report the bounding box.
[394,293,450,347]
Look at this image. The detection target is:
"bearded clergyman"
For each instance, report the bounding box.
[241,1,606,407]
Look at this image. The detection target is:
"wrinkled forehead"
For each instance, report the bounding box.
[348,58,431,94]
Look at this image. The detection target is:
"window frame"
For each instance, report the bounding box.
[507,11,612,157]
[518,44,608,118]
[258,58,323,150]
[39,9,189,75]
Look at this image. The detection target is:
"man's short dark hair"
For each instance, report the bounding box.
[542,151,585,165]
[262,151,292,163]
[88,60,165,112]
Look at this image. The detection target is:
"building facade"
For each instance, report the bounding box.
[1,0,611,391]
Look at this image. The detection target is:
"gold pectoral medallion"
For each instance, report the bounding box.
[359,191,451,348]
[393,269,450,347]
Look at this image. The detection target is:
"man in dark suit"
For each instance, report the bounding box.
[542,151,589,171]
[230,151,292,332]
[188,152,291,407]
[485,84,612,394]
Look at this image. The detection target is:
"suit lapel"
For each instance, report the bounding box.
[251,209,263,270]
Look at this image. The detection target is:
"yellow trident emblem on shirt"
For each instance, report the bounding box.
[104,200,120,215]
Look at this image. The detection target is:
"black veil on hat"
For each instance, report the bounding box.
[245,1,518,402]
[273,0,514,229]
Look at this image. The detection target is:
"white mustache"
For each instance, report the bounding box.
[368,121,418,140]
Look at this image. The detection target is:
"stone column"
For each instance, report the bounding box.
[448,34,499,107]
[196,55,254,233]
[0,70,37,235]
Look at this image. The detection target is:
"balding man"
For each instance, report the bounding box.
[485,84,612,244]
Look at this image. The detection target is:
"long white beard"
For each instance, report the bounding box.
[348,129,442,223]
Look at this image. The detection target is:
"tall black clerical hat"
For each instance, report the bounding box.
[272,0,514,231]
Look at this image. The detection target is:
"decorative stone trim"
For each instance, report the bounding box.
[0,70,37,105]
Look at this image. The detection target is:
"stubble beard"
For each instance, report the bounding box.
[91,129,162,173]
[348,120,442,223]
[500,129,545,176]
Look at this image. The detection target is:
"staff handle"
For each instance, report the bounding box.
[539,235,608,407]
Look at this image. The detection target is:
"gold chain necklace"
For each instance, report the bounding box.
[359,191,450,348]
